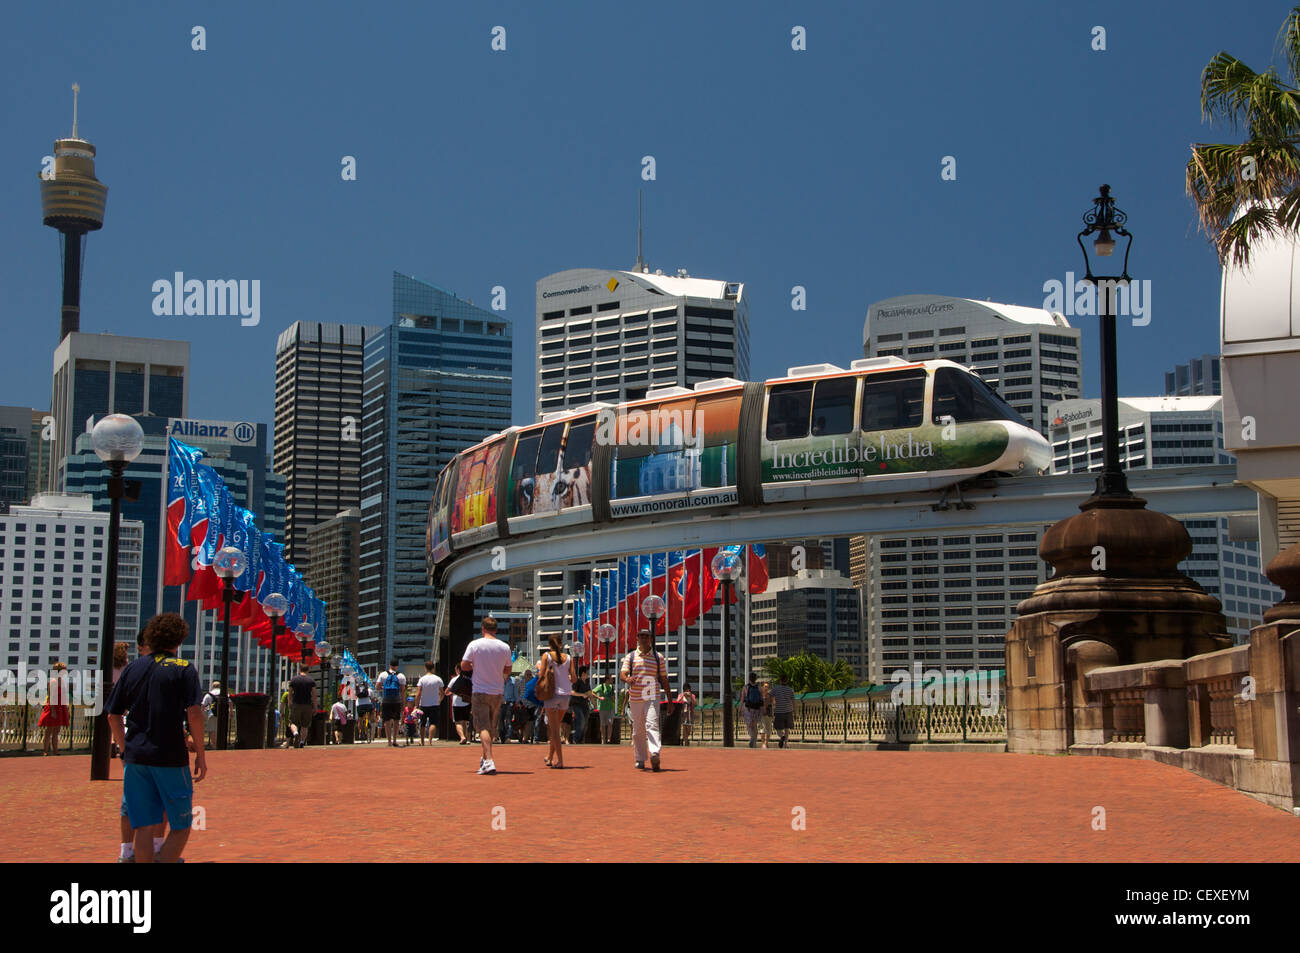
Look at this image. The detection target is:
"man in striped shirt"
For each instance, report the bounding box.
[620,629,671,771]
[768,672,796,749]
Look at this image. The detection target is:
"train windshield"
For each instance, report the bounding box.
[932,368,1027,425]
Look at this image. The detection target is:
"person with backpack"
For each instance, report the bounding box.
[620,629,671,771]
[354,679,375,742]
[742,672,763,748]
[376,660,406,747]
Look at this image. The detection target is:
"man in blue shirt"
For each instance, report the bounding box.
[499,666,518,742]
[107,613,206,864]
[523,667,544,743]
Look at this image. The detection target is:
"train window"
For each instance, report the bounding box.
[535,423,566,475]
[564,419,596,470]
[511,432,542,491]
[811,378,857,436]
[766,383,813,441]
[932,368,1026,425]
[860,371,925,431]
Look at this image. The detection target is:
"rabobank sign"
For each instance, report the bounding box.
[168,419,258,445]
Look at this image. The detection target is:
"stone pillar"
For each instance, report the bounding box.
[1006,494,1229,755]
[1238,544,1300,804]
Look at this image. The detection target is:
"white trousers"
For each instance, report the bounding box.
[628,699,661,763]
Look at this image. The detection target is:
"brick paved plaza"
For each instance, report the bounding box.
[4,745,1299,863]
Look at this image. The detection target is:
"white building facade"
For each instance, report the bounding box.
[1,494,142,671]
[859,294,1081,684]
[533,267,749,694]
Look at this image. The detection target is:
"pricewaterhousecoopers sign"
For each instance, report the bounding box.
[168,419,257,445]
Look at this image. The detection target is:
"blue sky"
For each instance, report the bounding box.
[1,0,1290,432]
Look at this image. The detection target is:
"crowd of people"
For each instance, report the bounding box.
[49,607,799,863]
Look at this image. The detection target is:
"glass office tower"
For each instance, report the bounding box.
[357,273,512,669]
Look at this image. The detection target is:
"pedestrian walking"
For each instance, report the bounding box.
[402,699,419,745]
[460,616,512,775]
[677,683,697,746]
[593,674,616,744]
[522,666,543,743]
[355,679,375,742]
[450,663,473,743]
[741,672,763,748]
[499,665,518,743]
[288,664,317,748]
[376,660,406,747]
[569,665,594,744]
[620,629,671,771]
[760,681,775,749]
[330,695,349,744]
[201,680,231,749]
[537,635,575,769]
[414,661,445,745]
[38,661,70,755]
[769,673,796,748]
[115,629,165,861]
[106,613,207,864]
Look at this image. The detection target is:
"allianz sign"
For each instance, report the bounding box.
[168,419,257,445]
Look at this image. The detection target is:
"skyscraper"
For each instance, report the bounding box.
[865,295,1082,435]
[50,333,189,492]
[306,508,361,662]
[1164,355,1221,396]
[859,294,1082,683]
[1,494,142,671]
[273,322,378,573]
[534,266,749,689]
[356,273,512,668]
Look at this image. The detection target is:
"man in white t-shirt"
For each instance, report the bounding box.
[460,617,512,775]
[414,661,445,745]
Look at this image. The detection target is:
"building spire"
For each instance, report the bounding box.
[635,190,645,273]
[71,83,79,138]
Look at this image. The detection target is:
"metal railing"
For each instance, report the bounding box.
[0,705,95,753]
[691,690,1006,744]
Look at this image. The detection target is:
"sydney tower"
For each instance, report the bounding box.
[40,84,108,342]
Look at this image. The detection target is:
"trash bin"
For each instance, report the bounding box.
[586,711,600,744]
[338,720,355,744]
[232,693,268,749]
[662,702,681,746]
[308,710,326,746]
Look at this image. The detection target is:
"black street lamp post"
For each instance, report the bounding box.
[1077,184,1135,501]
[212,546,248,751]
[710,551,744,748]
[262,593,288,748]
[89,414,143,781]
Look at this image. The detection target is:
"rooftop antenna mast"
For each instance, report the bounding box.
[635,190,645,273]
[71,82,79,137]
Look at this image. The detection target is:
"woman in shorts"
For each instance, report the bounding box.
[451,691,472,743]
[539,635,575,769]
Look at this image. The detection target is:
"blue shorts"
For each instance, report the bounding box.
[123,763,194,831]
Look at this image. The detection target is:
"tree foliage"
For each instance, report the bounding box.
[1187,6,1300,266]
[761,653,857,693]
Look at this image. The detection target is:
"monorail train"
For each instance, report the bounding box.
[426,356,1051,583]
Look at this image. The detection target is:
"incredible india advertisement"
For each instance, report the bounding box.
[761,421,1009,483]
